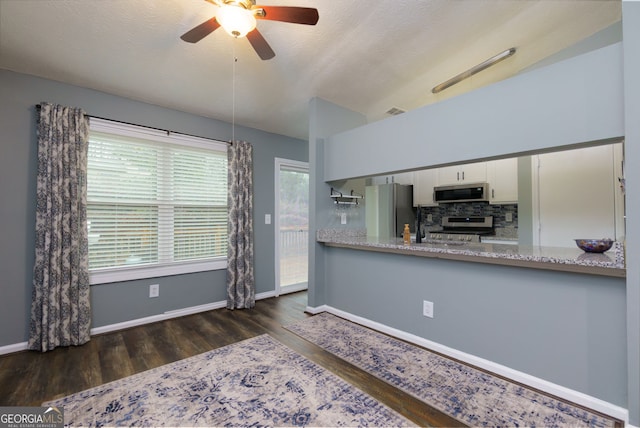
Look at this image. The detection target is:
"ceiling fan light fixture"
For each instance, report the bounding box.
[216,5,256,38]
[181,1,318,59]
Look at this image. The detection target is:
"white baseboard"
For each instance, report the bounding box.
[92,291,277,335]
[307,304,630,425]
[90,301,228,336]
[1,291,278,356]
[305,304,330,314]
[0,341,29,355]
[255,290,276,300]
[277,284,308,296]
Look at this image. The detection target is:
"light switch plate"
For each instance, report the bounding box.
[265,214,271,224]
[423,300,434,318]
[340,213,347,225]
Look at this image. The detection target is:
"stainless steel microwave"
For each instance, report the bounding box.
[433,183,489,203]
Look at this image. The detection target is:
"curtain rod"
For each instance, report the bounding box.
[35,103,233,145]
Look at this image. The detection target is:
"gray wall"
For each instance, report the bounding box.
[309,20,637,422]
[307,98,367,308]
[516,156,534,246]
[0,69,307,346]
[324,247,626,406]
[323,42,624,182]
[622,1,640,423]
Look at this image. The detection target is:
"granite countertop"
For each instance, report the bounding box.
[317,229,625,278]
[480,236,518,243]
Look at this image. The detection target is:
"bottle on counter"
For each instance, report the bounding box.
[403,223,411,245]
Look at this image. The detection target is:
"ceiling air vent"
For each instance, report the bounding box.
[386,107,406,116]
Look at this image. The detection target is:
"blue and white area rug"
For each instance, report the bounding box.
[285,312,620,428]
[43,334,413,427]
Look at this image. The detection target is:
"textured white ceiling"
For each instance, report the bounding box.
[0,0,621,140]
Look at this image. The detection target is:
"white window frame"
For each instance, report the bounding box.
[88,118,228,285]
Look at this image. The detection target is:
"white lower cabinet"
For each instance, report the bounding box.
[487,158,518,204]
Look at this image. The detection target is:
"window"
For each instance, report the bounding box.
[87,118,228,284]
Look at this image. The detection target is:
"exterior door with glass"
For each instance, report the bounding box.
[274,158,309,296]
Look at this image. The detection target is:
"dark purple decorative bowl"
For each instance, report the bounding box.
[574,239,614,253]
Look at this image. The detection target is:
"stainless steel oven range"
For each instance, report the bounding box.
[428,216,494,243]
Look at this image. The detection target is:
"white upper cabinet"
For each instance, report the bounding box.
[413,160,514,206]
[369,172,414,186]
[437,162,486,185]
[413,169,438,207]
[393,172,415,186]
[487,158,518,204]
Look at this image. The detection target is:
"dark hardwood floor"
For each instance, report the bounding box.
[0,291,463,427]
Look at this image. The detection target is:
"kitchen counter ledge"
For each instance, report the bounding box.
[317,230,625,278]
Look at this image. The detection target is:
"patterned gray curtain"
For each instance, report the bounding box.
[29,102,91,352]
[226,140,255,309]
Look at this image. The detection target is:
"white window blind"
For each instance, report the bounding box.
[87,118,228,284]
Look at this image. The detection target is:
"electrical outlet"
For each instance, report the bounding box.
[423,300,434,318]
[505,212,513,222]
[265,214,271,225]
[340,212,347,225]
[149,284,159,298]
[427,214,433,222]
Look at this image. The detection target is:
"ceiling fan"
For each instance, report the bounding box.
[180,0,319,60]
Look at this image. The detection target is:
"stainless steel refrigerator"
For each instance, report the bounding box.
[365,183,415,239]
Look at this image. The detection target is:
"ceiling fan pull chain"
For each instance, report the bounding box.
[232,39,237,144]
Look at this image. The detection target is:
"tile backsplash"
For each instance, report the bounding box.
[418,203,518,239]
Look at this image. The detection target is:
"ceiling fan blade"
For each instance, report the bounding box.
[256,6,319,25]
[180,17,221,43]
[247,29,275,60]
